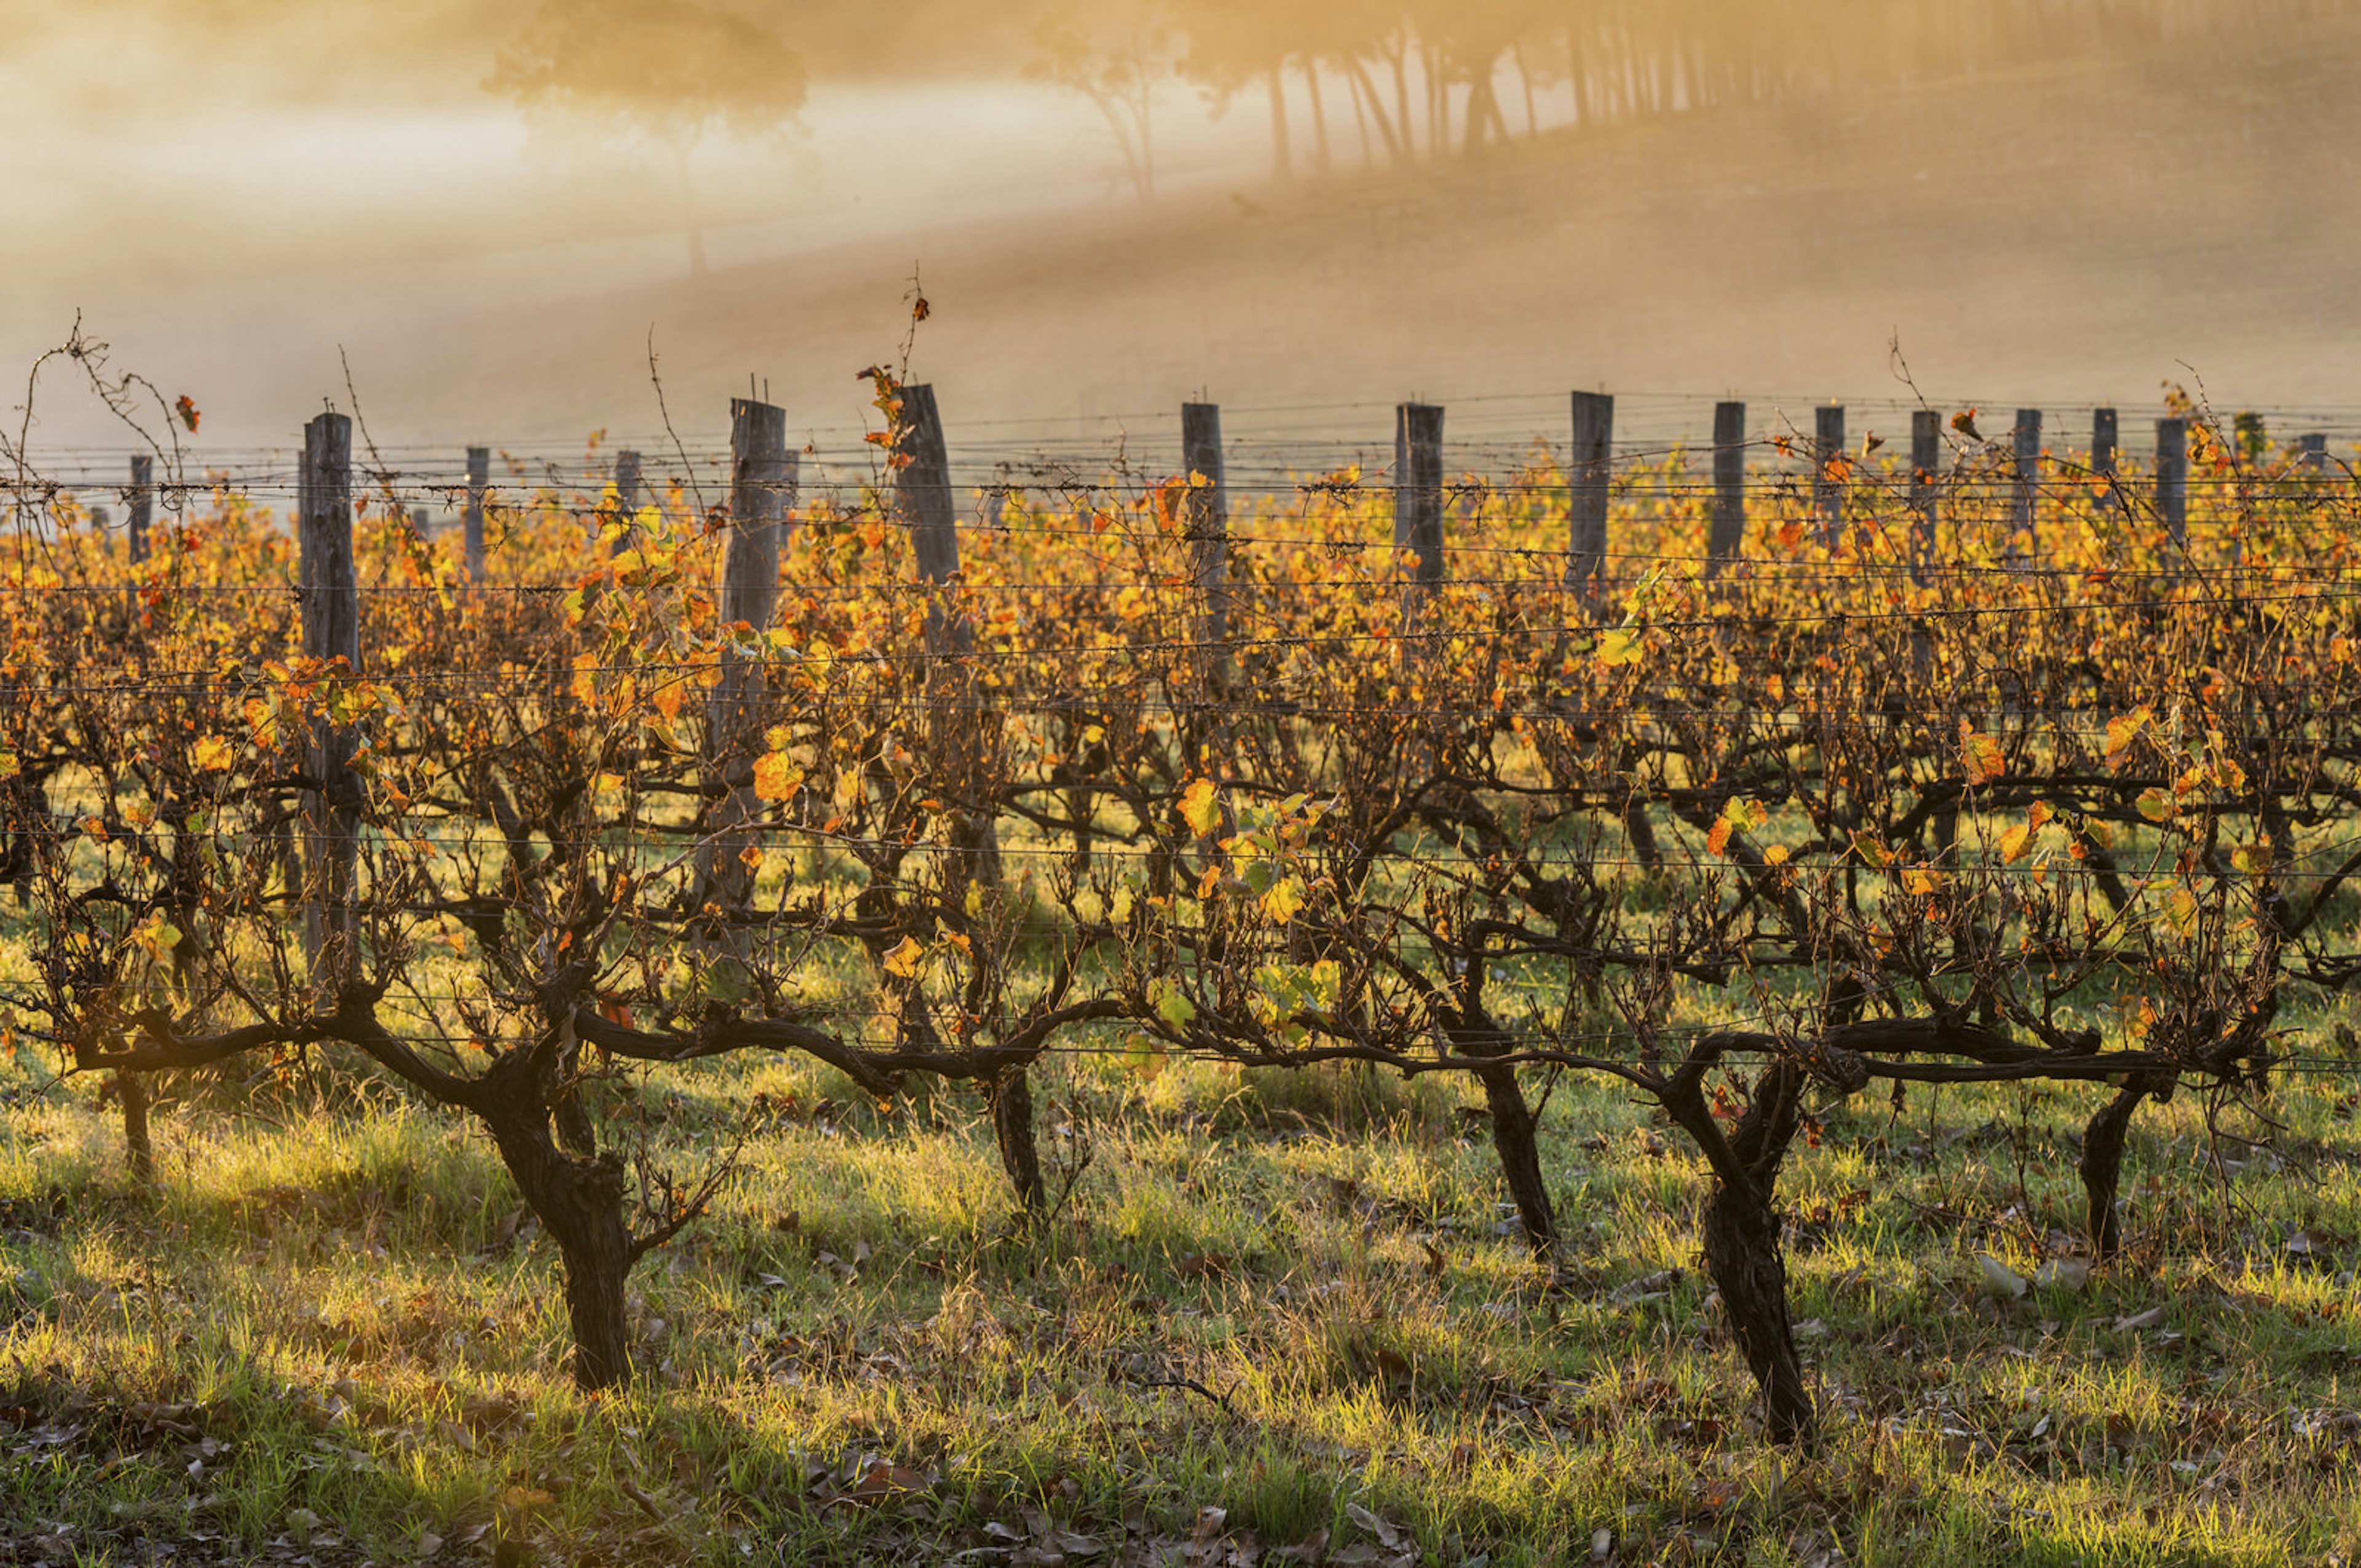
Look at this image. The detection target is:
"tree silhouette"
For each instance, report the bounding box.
[489,0,807,278]
[1027,0,1174,203]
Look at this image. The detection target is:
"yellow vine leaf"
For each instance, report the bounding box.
[2103,707,2151,770]
[1707,797,1768,857]
[1998,802,2050,864]
[752,752,804,803]
[1180,778,1221,838]
[193,735,233,772]
[1596,628,1645,668]
[1958,723,2005,785]
[882,936,925,979]
[1260,875,1307,925]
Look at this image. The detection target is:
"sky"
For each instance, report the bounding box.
[9,0,2361,481]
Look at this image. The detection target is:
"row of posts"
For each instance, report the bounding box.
[248,386,2347,987]
[101,398,2330,597]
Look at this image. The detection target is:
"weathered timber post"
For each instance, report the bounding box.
[114,451,156,1181]
[299,412,360,998]
[2090,406,2122,522]
[1567,390,1613,588]
[1908,409,1942,575]
[2156,417,2189,552]
[1706,400,1746,573]
[1393,402,1445,590]
[127,455,152,565]
[1180,403,1230,673]
[103,454,156,1180]
[2010,408,2042,567]
[1814,404,1846,545]
[463,446,489,586]
[2300,433,2328,473]
[1178,401,1233,878]
[692,401,790,937]
[611,449,643,556]
[899,386,965,637]
[895,384,1035,1211]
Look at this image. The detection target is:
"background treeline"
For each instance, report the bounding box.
[12,0,2349,117]
[1153,0,2358,174]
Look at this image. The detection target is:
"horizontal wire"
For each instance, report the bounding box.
[37,824,2361,882]
[14,692,2361,727]
[14,548,2361,596]
[35,998,2361,1082]
[4,586,2360,694]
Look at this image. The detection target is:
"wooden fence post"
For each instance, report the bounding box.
[463,446,489,585]
[2092,408,2119,483]
[893,384,995,884]
[1909,409,1942,573]
[1706,400,1746,573]
[1180,403,1230,674]
[299,412,359,997]
[611,449,643,556]
[693,401,790,932]
[893,383,1038,1209]
[2011,408,2042,565]
[898,386,964,615]
[2090,407,2120,519]
[127,455,152,565]
[1814,404,1846,544]
[895,382,997,872]
[2155,417,2189,551]
[1567,391,1613,587]
[1393,403,1445,590]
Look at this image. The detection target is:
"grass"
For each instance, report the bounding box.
[6,1029,2361,1568]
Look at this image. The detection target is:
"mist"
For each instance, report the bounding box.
[9,0,2361,461]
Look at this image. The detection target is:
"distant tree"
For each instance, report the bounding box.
[1027,0,1174,203]
[1166,0,1299,181]
[1408,0,1529,156]
[488,0,807,277]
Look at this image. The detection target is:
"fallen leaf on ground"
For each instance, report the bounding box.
[2033,1259,2090,1292]
[1977,1254,2028,1299]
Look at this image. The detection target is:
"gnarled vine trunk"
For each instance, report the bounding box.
[475,1056,638,1390]
[1712,1061,1813,1443]
[1474,1062,1557,1256]
[987,1066,1045,1218]
[2079,1073,2170,1261]
[117,1070,154,1190]
[1666,1055,1815,1445]
[1701,1151,1812,1444]
[1445,967,1557,1258]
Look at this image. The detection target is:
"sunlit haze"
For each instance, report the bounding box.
[10,1,2361,455]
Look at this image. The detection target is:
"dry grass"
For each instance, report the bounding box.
[5,1022,2361,1566]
